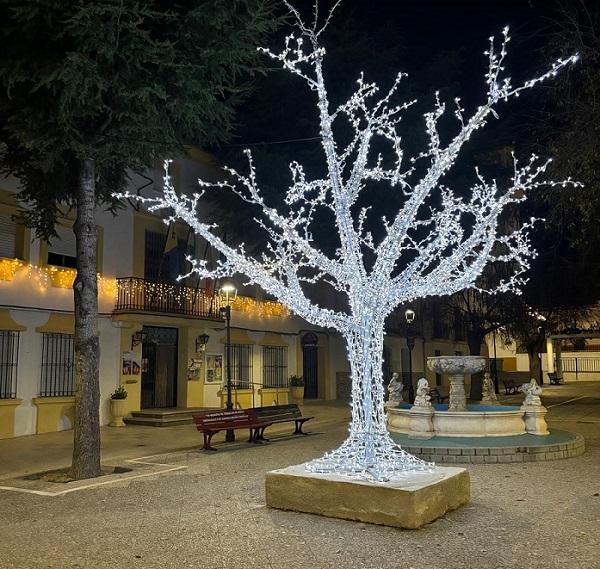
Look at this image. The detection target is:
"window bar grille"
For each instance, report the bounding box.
[229,344,253,389]
[263,346,288,388]
[40,333,75,397]
[0,331,19,399]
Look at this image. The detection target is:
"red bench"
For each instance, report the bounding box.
[192,409,271,451]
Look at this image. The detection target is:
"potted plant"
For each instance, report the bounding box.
[289,375,304,403]
[109,386,128,427]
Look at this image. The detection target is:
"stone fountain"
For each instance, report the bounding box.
[387,355,550,438]
[427,355,486,411]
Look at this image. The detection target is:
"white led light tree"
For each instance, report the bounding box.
[121,2,579,481]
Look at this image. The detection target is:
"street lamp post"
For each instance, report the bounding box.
[405,308,416,403]
[219,279,237,442]
[492,328,499,394]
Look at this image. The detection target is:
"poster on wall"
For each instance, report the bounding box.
[122,351,141,376]
[205,354,223,383]
[187,357,204,381]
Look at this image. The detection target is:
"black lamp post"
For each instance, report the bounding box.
[492,327,499,394]
[219,279,237,442]
[405,308,416,403]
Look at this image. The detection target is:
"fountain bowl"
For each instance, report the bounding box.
[427,355,486,375]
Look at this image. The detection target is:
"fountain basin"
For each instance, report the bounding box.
[388,404,527,438]
[426,355,486,412]
[426,356,486,375]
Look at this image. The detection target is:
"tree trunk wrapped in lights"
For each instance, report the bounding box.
[120,2,579,481]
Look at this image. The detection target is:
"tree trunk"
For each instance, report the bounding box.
[467,330,484,401]
[528,349,542,385]
[72,157,101,480]
[306,313,429,480]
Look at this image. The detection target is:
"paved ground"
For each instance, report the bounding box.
[0,383,598,569]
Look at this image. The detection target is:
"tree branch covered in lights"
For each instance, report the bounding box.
[119,2,579,481]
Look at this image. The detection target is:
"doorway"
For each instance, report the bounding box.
[302,332,319,399]
[141,326,178,409]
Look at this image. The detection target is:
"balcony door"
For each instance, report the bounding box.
[141,326,178,409]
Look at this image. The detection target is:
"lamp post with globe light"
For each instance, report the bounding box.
[405,308,416,403]
[219,278,237,441]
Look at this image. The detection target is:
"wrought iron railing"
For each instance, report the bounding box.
[114,277,224,319]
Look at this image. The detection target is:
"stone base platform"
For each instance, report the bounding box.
[265,463,470,529]
[390,429,585,464]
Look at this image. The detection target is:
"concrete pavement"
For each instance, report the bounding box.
[0,384,598,569]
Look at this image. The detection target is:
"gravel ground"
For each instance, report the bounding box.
[0,384,599,569]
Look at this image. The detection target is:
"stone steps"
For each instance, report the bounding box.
[124,407,211,427]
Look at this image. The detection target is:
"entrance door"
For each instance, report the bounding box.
[302,332,319,399]
[141,326,178,409]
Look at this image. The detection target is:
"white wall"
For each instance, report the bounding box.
[10,310,120,436]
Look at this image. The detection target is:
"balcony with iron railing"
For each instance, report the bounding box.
[114,277,224,319]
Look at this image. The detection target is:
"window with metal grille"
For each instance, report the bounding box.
[0,331,19,398]
[228,344,253,389]
[262,346,288,387]
[40,333,75,397]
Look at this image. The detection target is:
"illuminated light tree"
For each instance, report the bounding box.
[121,2,579,481]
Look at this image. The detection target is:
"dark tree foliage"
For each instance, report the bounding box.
[0,0,278,235]
[522,0,600,308]
[0,0,278,479]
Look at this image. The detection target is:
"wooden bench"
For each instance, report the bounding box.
[251,404,313,441]
[192,409,269,451]
[502,379,518,395]
[428,387,448,404]
[548,372,562,385]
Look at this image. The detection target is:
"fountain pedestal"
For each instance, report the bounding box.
[522,405,549,435]
[427,356,486,411]
[448,374,467,411]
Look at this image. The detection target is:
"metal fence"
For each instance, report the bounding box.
[561,357,600,379]
[262,346,288,387]
[40,333,75,397]
[0,331,19,399]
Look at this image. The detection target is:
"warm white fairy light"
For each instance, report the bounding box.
[116,2,579,482]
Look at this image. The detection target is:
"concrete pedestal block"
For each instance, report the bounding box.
[265,463,470,529]
[522,405,549,435]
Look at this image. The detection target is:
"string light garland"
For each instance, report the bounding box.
[117,2,579,482]
[0,258,286,318]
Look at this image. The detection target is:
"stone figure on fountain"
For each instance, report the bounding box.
[386,372,404,407]
[520,379,543,407]
[481,372,499,404]
[413,378,432,408]
[519,379,548,435]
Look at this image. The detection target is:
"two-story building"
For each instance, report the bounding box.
[0,152,474,439]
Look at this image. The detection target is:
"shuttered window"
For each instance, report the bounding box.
[0,214,16,259]
[48,227,77,268]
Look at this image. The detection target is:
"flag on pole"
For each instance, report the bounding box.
[163,223,180,281]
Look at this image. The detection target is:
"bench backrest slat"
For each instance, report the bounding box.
[193,408,258,429]
[252,404,302,421]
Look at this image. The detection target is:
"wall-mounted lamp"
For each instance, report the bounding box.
[195,333,210,353]
[131,330,148,349]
